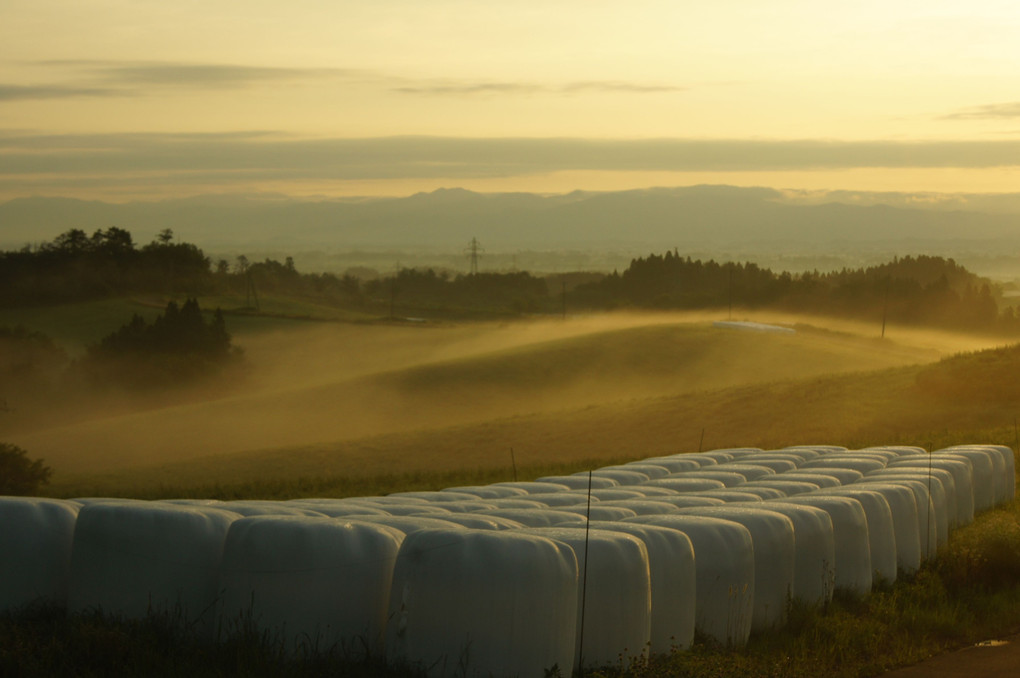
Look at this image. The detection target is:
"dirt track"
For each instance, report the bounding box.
[880,634,1020,677]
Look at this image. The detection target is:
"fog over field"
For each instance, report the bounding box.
[8,311,1005,482]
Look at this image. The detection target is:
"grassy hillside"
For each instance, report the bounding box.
[21,311,1010,499]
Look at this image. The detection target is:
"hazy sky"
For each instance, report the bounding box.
[3,0,1020,200]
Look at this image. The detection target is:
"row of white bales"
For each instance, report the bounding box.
[1,444,1015,677]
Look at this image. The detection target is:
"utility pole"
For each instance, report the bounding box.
[465,238,483,275]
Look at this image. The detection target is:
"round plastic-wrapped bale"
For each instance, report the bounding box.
[626,486,683,498]
[602,463,671,479]
[285,501,391,518]
[644,477,728,493]
[942,445,1015,503]
[583,469,651,486]
[710,464,776,482]
[743,479,821,496]
[758,502,836,604]
[674,506,795,633]
[0,497,80,612]
[637,456,705,473]
[786,468,864,485]
[418,501,497,514]
[440,486,528,500]
[484,498,545,510]
[387,491,482,503]
[419,514,525,530]
[674,470,758,487]
[531,492,601,507]
[218,516,402,656]
[488,481,571,495]
[220,501,329,517]
[638,495,727,509]
[889,457,973,527]
[622,514,755,647]
[724,486,789,501]
[68,502,239,626]
[866,470,948,554]
[838,482,922,573]
[555,505,638,522]
[683,490,765,503]
[775,471,842,488]
[592,522,696,654]
[524,527,651,669]
[803,456,887,475]
[347,516,470,536]
[386,528,578,678]
[583,489,648,501]
[600,500,684,516]
[535,475,619,490]
[809,488,897,583]
[934,449,996,512]
[475,508,588,528]
[778,496,872,594]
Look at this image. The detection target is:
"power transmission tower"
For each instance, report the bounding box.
[465,238,483,275]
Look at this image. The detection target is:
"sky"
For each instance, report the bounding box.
[2,0,1020,201]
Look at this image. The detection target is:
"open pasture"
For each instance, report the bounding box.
[2,304,1007,498]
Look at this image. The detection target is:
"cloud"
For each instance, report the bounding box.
[2,135,1020,186]
[392,79,684,96]
[0,84,124,102]
[943,102,1020,120]
[34,60,368,90]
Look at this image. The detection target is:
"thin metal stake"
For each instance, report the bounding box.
[577,470,593,677]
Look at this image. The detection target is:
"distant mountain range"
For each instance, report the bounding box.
[3,186,1020,258]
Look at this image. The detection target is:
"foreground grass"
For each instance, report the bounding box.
[4,498,1020,678]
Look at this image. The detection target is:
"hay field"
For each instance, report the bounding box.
[7,308,1008,497]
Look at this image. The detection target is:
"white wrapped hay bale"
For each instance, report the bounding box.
[484,498,545,509]
[531,492,599,507]
[803,457,887,475]
[600,500,684,516]
[865,472,947,556]
[671,471,752,487]
[758,502,836,604]
[779,496,871,594]
[217,516,403,656]
[623,514,755,647]
[885,461,965,528]
[637,457,705,473]
[587,489,648,499]
[0,497,80,612]
[441,486,528,499]
[583,469,651,486]
[785,468,864,485]
[743,479,821,496]
[683,490,764,503]
[776,471,842,488]
[934,449,996,512]
[943,445,1015,503]
[535,475,619,490]
[388,491,482,503]
[643,477,728,493]
[734,458,798,474]
[639,495,727,509]
[843,482,922,573]
[488,481,571,495]
[810,488,898,583]
[421,514,525,530]
[284,501,391,518]
[419,501,497,513]
[525,527,651,669]
[603,463,671,479]
[727,486,789,501]
[347,516,470,536]
[475,508,588,527]
[68,502,239,625]
[627,486,683,497]
[712,464,776,482]
[593,522,696,654]
[220,501,329,517]
[674,506,795,633]
[555,505,639,522]
[386,528,578,678]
